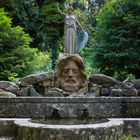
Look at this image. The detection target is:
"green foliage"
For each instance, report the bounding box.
[114,71,136,81]
[91,0,140,78]
[40,2,64,70]
[0,8,51,81]
[120,135,133,140]
[0,0,64,70]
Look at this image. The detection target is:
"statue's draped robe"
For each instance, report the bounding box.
[64,15,77,54]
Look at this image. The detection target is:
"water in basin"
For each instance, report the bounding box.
[32,118,107,125]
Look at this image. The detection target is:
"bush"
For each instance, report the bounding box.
[0,8,51,81]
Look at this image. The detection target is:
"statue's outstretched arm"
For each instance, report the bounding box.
[57,3,66,15]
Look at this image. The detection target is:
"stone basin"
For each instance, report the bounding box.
[1,118,140,140]
[0,118,124,140]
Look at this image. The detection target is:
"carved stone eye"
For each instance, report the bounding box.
[73,69,78,74]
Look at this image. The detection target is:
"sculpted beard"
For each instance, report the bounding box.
[65,77,77,83]
[60,77,80,92]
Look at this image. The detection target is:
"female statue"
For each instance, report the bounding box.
[57,3,83,54]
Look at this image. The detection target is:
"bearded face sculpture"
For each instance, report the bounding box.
[56,54,88,93]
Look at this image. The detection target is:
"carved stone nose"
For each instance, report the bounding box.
[68,70,73,77]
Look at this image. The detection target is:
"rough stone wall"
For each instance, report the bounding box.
[0,97,140,118]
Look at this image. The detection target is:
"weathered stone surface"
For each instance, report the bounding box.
[0,81,16,89]
[137,89,140,96]
[45,88,64,97]
[89,74,119,88]
[85,93,98,97]
[46,87,88,97]
[20,85,42,96]
[20,72,54,86]
[1,118,140,140]
[0,119,15,138]
[5,85,20,96]
[0,97,140,118]
[110,83,138,97]
[69,93,85,97]
[0,90,16,97]
[132,79,140,89]
[100,87,110,96]
[0,118,126,140]
[110,89,122,96]
[110,88,138,97]
[15,118,124,140]
[113,118,140,138]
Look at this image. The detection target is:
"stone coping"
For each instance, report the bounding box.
[0,118,124,129]
[0,97,140,103]
[0,118,139,129]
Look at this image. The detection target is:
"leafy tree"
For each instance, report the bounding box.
[0,0,64,70]
[40,1,64,70]
[0,8,51,81]
[0,0,44,49]
[91,0,140,79]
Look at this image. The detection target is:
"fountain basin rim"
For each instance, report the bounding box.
[13,118,123,129]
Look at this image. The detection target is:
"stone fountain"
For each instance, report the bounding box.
[0,54,140,140]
